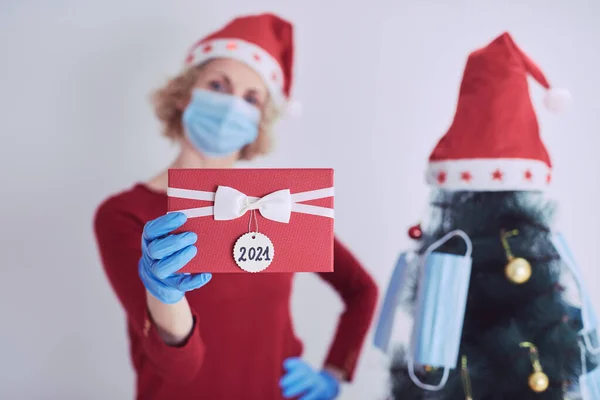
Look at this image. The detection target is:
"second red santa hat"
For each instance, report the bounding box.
[426,32,571,191]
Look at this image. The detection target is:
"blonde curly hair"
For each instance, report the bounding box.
[151,62,280,160]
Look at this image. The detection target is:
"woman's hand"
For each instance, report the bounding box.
[139,212,211,346]
[279,357,340,400]
[139,212,212,304]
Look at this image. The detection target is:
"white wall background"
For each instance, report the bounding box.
[1,0,599,399]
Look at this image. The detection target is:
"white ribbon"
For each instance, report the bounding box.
[214,186,292,223]
[167,185,334,222]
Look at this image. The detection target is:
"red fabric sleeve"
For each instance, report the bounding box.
[93,197,205,383]
[317,236,379,381]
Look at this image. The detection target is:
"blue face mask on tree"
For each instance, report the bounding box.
[182,89,260,157]
[552,232,599,353]
[552,232,600,399]
[374,251,413,354]
[408,229,473,391]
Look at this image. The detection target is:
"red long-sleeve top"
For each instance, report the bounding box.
[93,183,378,400]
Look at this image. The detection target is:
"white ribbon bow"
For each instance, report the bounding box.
[167,185,334,220]
[214,186,293,223]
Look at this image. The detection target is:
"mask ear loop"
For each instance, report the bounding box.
[581,342,588,377]
[551,234,600,354]
[407,229,473,391]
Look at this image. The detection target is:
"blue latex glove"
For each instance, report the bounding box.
[138,212,211,304]
[279,357,340,400]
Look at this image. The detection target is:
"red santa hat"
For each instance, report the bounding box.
[426,32,571,191]
[183,13,299,114]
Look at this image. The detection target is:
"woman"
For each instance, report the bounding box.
[93,13,378,400]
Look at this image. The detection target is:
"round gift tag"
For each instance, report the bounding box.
[233,232,275,273]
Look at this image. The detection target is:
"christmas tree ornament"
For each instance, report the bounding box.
[529,371,550,393]
[408,224,423,240]
[520,342,549,393]
[460,355,473,400]
[505,258,532,284]
[408,230,473,391]
[501,229,532,284]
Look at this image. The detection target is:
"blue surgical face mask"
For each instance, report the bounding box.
[374,252,413,354]
[408,230,473,391]
[552,233,600,399]
[182,89,260,157]
[552,233,599,353]
[579,343,600,400]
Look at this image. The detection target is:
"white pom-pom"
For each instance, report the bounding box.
[284,100,303,117]
[543,87,572,113]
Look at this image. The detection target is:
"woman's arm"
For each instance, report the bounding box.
[93,197,206,383]
[146,291,194,345]
[322,365,347,381]
[317,236,379,381]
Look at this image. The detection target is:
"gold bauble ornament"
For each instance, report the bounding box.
[528,371,549,392]
[505,257,532,284]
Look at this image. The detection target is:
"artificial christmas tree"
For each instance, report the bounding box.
[374,32,599,400]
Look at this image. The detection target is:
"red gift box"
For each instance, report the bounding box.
[167,168,334,273]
